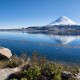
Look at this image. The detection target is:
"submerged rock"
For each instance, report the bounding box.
[0,47,12,59]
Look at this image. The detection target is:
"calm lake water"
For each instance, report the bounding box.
[0,31,80,65]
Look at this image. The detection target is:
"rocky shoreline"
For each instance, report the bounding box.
[0,47,80,80]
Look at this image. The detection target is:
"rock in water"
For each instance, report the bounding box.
[0,47,12,59]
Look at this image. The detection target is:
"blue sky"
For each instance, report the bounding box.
[0,0,80,29]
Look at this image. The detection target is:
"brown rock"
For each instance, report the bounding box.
[0,47,12,59]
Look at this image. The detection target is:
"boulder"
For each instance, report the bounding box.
[0,47,12,59]
[61,71,72,80]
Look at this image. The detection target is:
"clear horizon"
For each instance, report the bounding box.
[0,0,80,29]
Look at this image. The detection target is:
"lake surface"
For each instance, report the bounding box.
[0,32,80,65]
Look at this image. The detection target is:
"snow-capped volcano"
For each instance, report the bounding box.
[49,16,77,26]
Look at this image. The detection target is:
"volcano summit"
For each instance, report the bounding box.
[49,16,77,26]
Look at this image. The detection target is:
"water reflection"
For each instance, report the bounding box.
[0,32,80,64]
[48,35,80,45]
[0,31,80,45]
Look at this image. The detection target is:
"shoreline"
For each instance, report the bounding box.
[0,50,80,80]
[0,46,80,67]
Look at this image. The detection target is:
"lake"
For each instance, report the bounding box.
[0,31,80,65]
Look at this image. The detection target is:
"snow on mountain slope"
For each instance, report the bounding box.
[49,16,77,26]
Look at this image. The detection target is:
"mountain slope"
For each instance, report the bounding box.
[49,16,77,26]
